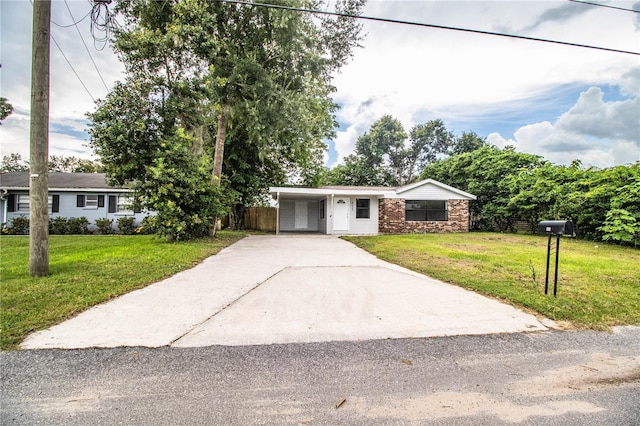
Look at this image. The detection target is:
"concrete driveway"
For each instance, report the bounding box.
[21,235,549,349]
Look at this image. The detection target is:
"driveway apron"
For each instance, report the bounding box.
[21,235,548,349]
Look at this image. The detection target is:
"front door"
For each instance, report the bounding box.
[294,201,308,229]
[333,198,349,232]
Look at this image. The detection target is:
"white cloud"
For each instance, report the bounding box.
[331,1,640,167]
[486,86,640,168]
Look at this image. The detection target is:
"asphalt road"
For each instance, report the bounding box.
[2,327,639,425]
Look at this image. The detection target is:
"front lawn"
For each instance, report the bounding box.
[343,233,640,329]
[0,232,246,350]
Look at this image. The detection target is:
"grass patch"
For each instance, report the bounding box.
[0,232,246,350]
[343,233,640,329]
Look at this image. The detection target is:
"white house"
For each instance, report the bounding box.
[270,178,476,235]
[0,172,147,229]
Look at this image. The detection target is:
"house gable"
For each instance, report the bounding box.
[392,178,476,200]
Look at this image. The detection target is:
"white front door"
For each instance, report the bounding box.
[295,201,308,229]
[333,198,349,231]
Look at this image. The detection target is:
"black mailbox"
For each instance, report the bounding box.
[538,220,574,236]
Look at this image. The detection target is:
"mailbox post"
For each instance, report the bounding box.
[537,221,574,297]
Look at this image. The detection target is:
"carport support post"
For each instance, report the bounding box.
[275,191,280,235]
[544,234,552,295]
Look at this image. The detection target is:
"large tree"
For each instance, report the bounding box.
[89,0,365,237]
[326,116,479,187]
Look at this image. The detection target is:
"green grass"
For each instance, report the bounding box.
[0,232,246,350]
[343,233,640,330]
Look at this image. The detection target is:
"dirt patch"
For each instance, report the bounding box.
[517,353,640,396]
[347,393,604,423]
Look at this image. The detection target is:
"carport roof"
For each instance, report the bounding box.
[270,185,393,199]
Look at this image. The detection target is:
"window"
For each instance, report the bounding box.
[108,195,139,214]
[117,196,133,213]
[77,194,104,209]
[319,200,325,220]
[9,194,58,213]
[356,199,370,219]
[17,194,30,212]
[405,200,448,221]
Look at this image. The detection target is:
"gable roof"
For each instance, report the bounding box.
[0,172,126,191]
[270,178,476,200]
[395,178,476,200]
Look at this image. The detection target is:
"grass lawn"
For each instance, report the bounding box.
[343,233,640,330]
[0,231,246,350]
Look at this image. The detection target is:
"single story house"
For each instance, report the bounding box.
[0,172,147,229]
[270,178,476,235]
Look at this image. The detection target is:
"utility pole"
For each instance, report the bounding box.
[29,0,51,277]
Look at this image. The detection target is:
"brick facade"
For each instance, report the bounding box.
[378,199,470,233]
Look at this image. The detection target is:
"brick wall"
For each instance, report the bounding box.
[378,199,470,233]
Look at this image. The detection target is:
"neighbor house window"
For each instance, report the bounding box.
[405,200,448,221]
[117,196,133,213]
[17,194,30,212]
[356,199,370,219]
[77,194,104,209]
[320,200,325,219]
[108,195,140,214]
[9,194,58,213]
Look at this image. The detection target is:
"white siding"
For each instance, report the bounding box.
[328,196,379,235]
[4,191,149,231]
[279,200,318,231]
[395,183,467,200]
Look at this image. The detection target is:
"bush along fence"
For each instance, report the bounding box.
[1,215,154,236]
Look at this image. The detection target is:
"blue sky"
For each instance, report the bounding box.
[1,0,639,170]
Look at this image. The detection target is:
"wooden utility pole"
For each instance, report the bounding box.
[29,0,51,277]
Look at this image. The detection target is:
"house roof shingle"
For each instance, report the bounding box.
[0,172,121,190]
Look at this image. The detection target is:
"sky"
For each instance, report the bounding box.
[1,0,639,170]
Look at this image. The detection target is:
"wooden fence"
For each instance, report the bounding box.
[243,207,277,232]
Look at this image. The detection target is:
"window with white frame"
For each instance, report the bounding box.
[85,194,99,209]
[117,195,134,213]
[16,194,30,212]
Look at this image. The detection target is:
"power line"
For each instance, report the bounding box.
[215,0,640,56]
[50,35,96,102]
[51,9,92,28]
[64,0,109,90]
[28,0,97,102]
[567,0,640,14]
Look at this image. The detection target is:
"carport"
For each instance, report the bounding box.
[269,186,391,235]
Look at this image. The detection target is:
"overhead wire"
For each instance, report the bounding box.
[51,9,92,28]
[27,0,98,102]
[567,0,640,14]
[64,0,109,91]
[50,35,97,103]
[213,0,640,56]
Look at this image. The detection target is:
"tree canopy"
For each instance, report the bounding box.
[89,0,365,238]
[324,115,486,186]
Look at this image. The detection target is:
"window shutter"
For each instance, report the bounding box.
[7,194,16,212]
[77,195,85,207]
[52,195,60,213]
[108,196,116,213]
[98,195,105,208]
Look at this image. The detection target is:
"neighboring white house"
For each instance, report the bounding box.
[0,172,148,229]
[269,178,477,235]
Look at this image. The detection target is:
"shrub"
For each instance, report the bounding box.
[94,218,114,235]
[49,217,69,235]
[8,216,29,235]
[67,217,90,234]
[117,216,136,235]
[139,216,157,235]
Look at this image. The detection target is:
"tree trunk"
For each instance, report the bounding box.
[209,110,228,237]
